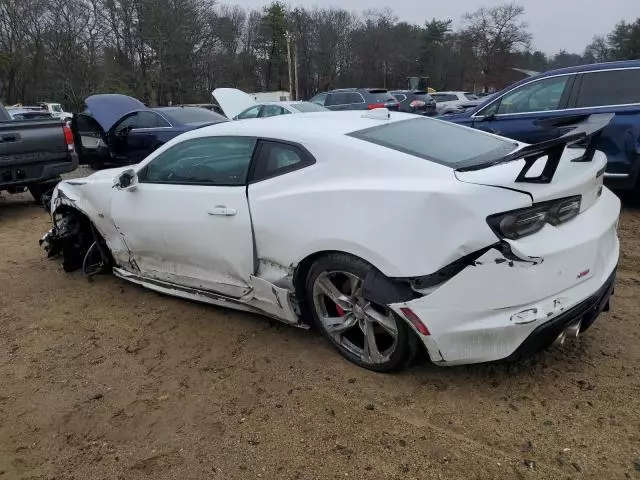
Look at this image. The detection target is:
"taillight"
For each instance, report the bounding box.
[63,124,74,152]
[367,103,385,109]
[399,307,430,336]
[410,100,425,108]
[487,195,582,240]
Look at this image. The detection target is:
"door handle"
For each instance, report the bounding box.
[207,206,237,216]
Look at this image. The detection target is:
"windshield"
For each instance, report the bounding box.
[463,93,479,101]
[349,117,518,169]
[51,104,63,112]
[289,102,328,113]
[161,107,228,125]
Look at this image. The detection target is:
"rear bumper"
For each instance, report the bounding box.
[0,153,78,188]
[503,268,615,362]
[389,188,620,366]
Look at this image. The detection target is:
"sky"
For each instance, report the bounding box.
[232,0,639,54]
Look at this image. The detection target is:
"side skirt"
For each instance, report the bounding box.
[112,267,305,328]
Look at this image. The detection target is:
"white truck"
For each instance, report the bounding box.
[11,102,73,123]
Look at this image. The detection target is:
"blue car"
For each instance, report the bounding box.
[72,94,229,169]
[443,61,640,192]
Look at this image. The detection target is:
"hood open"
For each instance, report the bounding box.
[84,94,149,131]
[212,88,257,119]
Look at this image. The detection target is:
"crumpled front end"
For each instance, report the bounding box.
[40,181,113,276]
[389,188,621,366]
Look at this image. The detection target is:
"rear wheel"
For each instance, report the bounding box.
[305,253,418,372]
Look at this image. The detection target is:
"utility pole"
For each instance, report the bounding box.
[285,31,293,101]
[293,38,299,100]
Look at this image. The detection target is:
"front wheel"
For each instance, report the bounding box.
[305,253,419,372]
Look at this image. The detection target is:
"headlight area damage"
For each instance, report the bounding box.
[40,206,113,279]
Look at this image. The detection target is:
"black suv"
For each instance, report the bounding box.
[309,88,400,111]
[389,90,437,116]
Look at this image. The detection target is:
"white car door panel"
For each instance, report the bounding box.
[110,136,257,298]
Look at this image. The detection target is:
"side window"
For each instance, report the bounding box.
[261,105,290,117]
[156,114,171,127]
[345,93,364,104]
[236,106,262,120]
[139,136,256,186]
[250,141,315,183]
[113,113,138,133]
[329,93,348,106]
[135,111,162,129]
[576,69,640,107]
[310,93,327,106]
[392,94,407,102]
[496,76,569,114]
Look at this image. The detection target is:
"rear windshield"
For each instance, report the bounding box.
[161,107,227,125]
[349,117,518,168]
[290,102,328,113]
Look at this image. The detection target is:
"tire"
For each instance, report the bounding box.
[305,253,419,372]
[28,180,59,204]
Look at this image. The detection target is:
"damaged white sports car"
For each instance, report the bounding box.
[41,110,620,372]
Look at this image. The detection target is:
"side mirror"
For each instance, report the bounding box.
[113,168,138,191]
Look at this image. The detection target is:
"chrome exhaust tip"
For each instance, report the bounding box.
[553,330,567,347]
[565,321,581,339]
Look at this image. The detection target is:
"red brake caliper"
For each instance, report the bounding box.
[335,304,346,316]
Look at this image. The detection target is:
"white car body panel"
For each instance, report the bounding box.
[46,111,620,366]
[390,188,619,364]
[212,88,257,119]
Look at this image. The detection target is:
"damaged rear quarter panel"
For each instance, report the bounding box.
[247,137,533,279]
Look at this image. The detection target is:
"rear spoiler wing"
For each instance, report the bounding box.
[456,113,614,184]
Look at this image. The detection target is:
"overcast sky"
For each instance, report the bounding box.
[231,0,638,54]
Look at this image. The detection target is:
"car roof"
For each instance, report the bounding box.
[468,59,640,114]
[179,110,416,140]
[259,101,312,106]
[154,106,228,124]
[533,59,640,78]
[329,88,389,93]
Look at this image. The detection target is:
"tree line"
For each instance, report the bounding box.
[0,0,638,109]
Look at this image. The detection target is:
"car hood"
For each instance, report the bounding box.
[61,166,132,187]
[212,88,256,119]
[84,94,149,131]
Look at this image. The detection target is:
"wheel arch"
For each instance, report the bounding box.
[292,249,417,325]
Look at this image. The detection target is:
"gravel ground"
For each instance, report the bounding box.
[1,172,639,479]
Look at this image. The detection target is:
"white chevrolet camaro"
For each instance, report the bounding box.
[42,110,620,372]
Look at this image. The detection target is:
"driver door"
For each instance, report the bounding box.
[110,135,257,298]
[472,74,576,144]
[108,112,139,163]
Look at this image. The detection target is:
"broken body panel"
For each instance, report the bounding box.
[41,111,620,366]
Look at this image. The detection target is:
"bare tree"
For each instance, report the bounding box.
[462,3,531,90]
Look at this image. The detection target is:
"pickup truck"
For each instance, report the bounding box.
[0,101,78,202]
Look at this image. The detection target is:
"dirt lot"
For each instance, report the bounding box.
[1,178,639,480]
